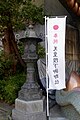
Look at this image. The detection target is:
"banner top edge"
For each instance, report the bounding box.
[44,16,67,19]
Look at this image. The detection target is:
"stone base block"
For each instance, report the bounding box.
[12,97,46,120]
[15,98,45,113]
[12,108,46,120]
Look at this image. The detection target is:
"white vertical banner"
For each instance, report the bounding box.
[46,16,66,90]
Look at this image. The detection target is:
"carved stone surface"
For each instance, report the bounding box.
[18,61,42,101]
[18,82,42,101]
[17,36,43,101]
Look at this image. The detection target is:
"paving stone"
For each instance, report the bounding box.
[0,102,14,120]
[49,104,68,120]
[49,117,69,120]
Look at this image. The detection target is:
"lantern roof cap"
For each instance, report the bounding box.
[28,24,37,38]
[19,24,42,42]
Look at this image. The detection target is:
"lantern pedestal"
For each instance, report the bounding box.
[12,97,46,120]
[18,60,42,101]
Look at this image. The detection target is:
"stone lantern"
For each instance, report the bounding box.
[18,24,43,101]
[12,25,46,120]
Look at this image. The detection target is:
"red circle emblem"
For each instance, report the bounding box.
[53,25,59,30]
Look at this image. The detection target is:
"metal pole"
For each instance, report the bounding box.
[45,16,49,117]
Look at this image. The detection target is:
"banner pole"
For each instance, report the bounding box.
[45,16,49,117]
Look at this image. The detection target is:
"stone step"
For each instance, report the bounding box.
[49,104,69,120]
[49,117,69,120]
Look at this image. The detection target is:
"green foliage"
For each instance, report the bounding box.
[0,52,14,79]
[0,80,6,100]
[38,43,45,58]
[0,50,25,79]
[0,0,22,26]
[0,50,26,104]
[20,1,44,24]
[0,73,26,104]
[18,41,24,55]
[0,0,44,33]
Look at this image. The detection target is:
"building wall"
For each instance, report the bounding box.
[44,0,72,23]
[32,0,73,24]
